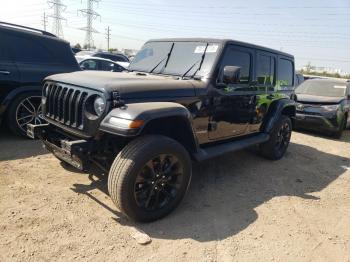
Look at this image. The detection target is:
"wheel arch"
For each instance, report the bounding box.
[100,102,199,155]
[0,86,42,117]
[261,98,296,133]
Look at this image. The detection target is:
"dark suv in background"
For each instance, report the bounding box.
[0,22,80,136]
[294,78,350,137]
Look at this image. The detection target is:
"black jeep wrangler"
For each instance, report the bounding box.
[29,38,296,222]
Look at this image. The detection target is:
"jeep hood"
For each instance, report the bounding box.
[45,71,198,99]
[296,93,344,104]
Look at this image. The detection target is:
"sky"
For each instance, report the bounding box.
[1,0,350,73]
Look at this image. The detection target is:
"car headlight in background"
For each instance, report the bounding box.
[322,104,339,112]
[94,96,106,116]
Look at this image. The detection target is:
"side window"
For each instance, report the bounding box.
[257,54,275,88]
[81,60,97,70]
[0,34,13,61]
[277,58,294,90]
[100,61,114,71]
[220,48,251,85]
[6,34,54,63]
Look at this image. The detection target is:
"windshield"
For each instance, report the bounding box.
[129,41,220,77]
[296,80,347,97]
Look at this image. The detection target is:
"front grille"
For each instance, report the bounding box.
[43,82,90,130]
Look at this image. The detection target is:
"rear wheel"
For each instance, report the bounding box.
[259,115,292,160]
[6,92,45,137]
[108,135,192,222]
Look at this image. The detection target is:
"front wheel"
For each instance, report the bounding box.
[259,115,292,160]
[108,135,192,222]
[6,92,45,137]
[332,116,346,139]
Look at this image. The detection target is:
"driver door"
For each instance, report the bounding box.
[208,45,257,140]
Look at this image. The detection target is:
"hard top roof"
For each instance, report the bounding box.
[147,38,294,58]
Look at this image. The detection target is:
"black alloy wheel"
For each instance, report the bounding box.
[259,115,292,160]
[134,154,184,211]
[275,121,291,153]
[108,135,192,222]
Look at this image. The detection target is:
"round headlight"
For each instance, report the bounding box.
[93,97,106,116]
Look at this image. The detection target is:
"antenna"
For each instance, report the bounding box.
[47,0,66,38]
[79,0,101,50]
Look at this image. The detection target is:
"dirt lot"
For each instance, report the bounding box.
[1,128,350,262]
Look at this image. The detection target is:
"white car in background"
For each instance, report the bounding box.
[75,51,130,68]
[78,57,127,72]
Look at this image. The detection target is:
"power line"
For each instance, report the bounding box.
[47,0,66,38]
[105,26,111,50]
[79,0,101,50]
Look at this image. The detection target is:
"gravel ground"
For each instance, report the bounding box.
[1,127,350,262]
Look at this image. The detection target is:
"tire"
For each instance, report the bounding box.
[259,115,292,160]
[6,91,44,137]
[332,116,346,139]
[108,135,192,222]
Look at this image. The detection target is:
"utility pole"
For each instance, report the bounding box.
[47,0,66,38]
[79,0,101,50]
[106,26,111,52]
[42,12,48,31]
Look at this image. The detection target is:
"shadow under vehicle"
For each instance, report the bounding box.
[69,141,350,242]
[29,38,296,222]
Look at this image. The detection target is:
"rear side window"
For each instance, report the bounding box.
[257,54,275,87]
[100,61,114,71]
[220,48,251,84]
[114,55,129,62]
[277,58,294,89]
[81,59,98,70]
[5,34,54,63]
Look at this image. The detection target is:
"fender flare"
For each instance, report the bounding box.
[260,98,296,133]
[0,85,42,116]
[99,102,193,137]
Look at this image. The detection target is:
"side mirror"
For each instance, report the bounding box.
[222,66,241,84]
[80,65,86,70]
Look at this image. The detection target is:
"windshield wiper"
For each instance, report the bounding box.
[182,43,208,79]
[149,43,174,74]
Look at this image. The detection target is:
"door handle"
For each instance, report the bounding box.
[0,70,10,75]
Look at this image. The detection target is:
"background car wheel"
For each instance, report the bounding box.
[6,92,44,137]
[259,115,292,160]
[108,135,192,222]
[332,116,346,139]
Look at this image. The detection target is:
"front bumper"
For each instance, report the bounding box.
[27,123,91,170]
[294,113,339,132]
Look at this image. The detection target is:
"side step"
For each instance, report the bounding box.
[193,133,270,162]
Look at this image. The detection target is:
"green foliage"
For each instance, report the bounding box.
[74,43,81,49]
[108,48,119,53]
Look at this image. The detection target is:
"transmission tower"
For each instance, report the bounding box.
[42,12,48,31]
[48,0,66,38]
[79,0,101,50]
[106,26,111,51]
